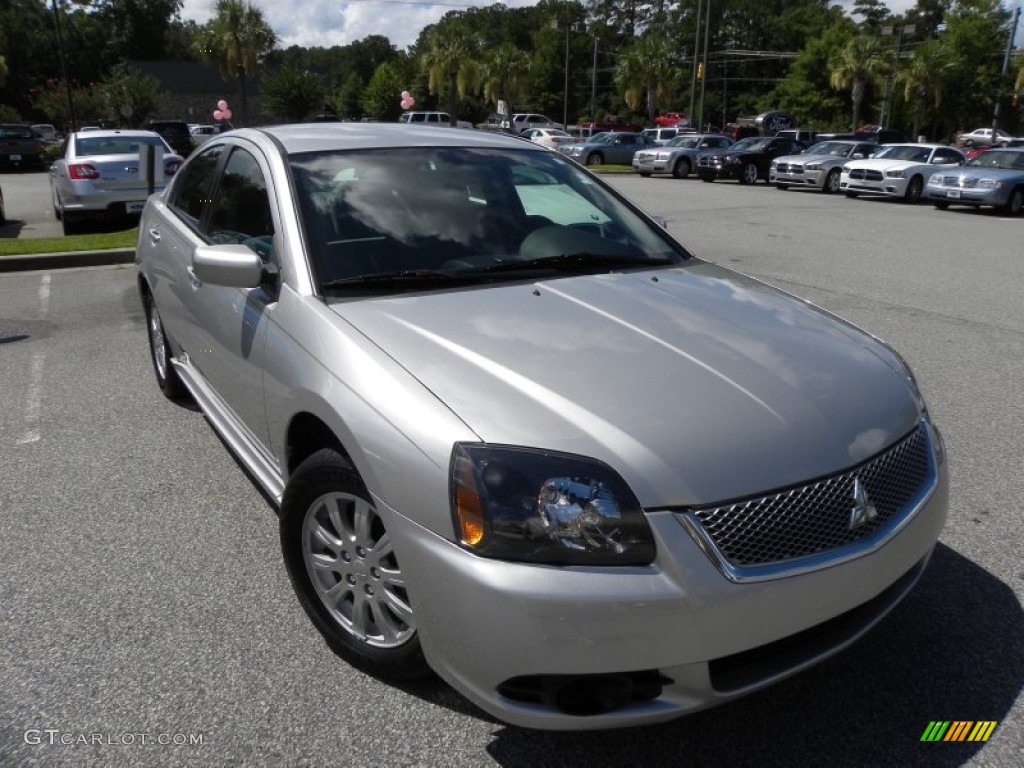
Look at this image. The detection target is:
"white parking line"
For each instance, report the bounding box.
[17,274,50,445]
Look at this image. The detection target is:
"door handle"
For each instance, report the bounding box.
[148,228,160,244]
[186,266,202,289]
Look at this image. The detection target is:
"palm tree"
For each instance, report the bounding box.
[480,44,530,124]
[1015,60,1024,107]
[198,0,278,126]
[421,25,481,127]
[614,36,678,126]
[829,35,885,131]
[897,41,953,141]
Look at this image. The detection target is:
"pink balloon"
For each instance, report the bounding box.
[222,109,232,120]
[401,90,410,99]
[217,99,228,111]
[213,109,224,120]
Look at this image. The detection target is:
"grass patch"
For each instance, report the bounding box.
[0,227,137,256]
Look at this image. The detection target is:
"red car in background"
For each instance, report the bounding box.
[655,112,689,127]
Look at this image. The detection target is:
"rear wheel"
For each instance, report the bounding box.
[823,168,841,195]
[904,176,923,204]
[1001,186,1023,216]
[672,158,691,179]
[281,449,428,680]
[61,213,83,236]
[739,162,758,185]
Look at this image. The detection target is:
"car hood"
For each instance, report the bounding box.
[332,263,920,506]
[845,158,925,171]
[776,152,834,164]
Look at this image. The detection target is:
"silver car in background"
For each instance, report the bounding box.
[136,123,946,731]
[771,140,880,194]
[50,129,183,235]
[633,133,733,178]
[926,147,1024,215]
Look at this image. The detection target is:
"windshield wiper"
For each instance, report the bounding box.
[321,269,473,290]
[471,252,675,274]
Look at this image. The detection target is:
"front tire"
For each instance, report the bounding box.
[280,449,428,680]
[775,183,789,191]
[672,158,691,179]
[586,152,603,167]
[904,176,923,204]
[143,290,188,401]
[845,191,859,198]
[933,201,950,210]
[823,168,841,194]
[1001,186,1023,216]
[739,162,758,185]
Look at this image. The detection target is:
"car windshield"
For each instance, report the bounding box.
[75,135,171,155]
[666,136,701,148]
[966,150,1024,170]
[874,145,931,162]
[805,142,858,157]
[730,137,767,151]
[290,146,687,294]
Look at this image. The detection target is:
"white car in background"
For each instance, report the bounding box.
[511,113,563,133]
[522,127,573,149]
[958,127,1013,149]
[190,124,217,145]
[840,143,966,203]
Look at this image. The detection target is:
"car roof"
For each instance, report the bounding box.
[71,129,165,139]
[247,123,539,154]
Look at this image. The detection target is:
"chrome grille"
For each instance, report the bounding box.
[683,425,932,572]
[776,163,803,174]
[848,168,884,181]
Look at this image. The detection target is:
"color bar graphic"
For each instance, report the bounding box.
[920,721,997,742]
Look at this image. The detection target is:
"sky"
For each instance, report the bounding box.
[179,0,924,52]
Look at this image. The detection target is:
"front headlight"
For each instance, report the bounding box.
[886,168,906,179]
[450,444,655,565]
[978,178,1002,189]
[805,162,824,171]
[723,156,741,164]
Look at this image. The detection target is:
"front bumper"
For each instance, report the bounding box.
[840,174,907,197]
[770,168,826,188]
[383,427,948,730]
[926,185,1009,207]
[696,162,741,180]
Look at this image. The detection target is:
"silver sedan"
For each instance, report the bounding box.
[136,123,947,731]
[926,147,1024,215]
[771,140,880,193]
[49,129,183,235]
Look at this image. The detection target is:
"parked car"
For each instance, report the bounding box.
[136,122,946,731]
[562,131,658,166]
[0,183,5,225]
[963,137,1024,161]
[957,127,1014,149]
[654,112,688,128]
[926,147,1024,215]
[522,127,573,149]
[817,126,906,144]
[771,140,881,194]
[511,113,564,133]
[0,123,46,170]
[49,129,184,235]
[633,133,733,178]
[190,124,217,145]
[775,128,819,144]
[31,123,61,143]
[398,111,473,129]
[147,120,194,158]
[640,127,685,146]
[696,136,807,184]
[840,143,966,203]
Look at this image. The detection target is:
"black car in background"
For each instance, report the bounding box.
[696,136,807,184]
[147,120,194,157]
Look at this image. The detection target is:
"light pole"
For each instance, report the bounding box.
[688,0,704,123]
[556,20,586,129]
[50,0,77,132]
[590,35,598,125]
[697,0,711,131]
[992,4,1022,135]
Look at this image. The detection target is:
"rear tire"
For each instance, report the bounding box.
[280,448,429,680]
[61,214,82,236]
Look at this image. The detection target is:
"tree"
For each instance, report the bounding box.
[480,43,530,118]
[327,72,366,120]
[264,69,324,122]
[615,35,679,125]
[361,62,405,122]
[98,62,164,127]
[897,40,953,141]
[197,0,278,126]
[770,19,857,130]
[420,23,481,126]
[829,35,885,130]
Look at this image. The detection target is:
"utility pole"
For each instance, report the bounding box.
[698,0,711,131]
[992,4,1021,135]
[51,0,77,132]
[688,0,704,124]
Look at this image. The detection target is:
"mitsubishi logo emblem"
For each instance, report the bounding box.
[849,478,878,530]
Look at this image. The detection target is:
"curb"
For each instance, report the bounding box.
[0,248,135,273]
